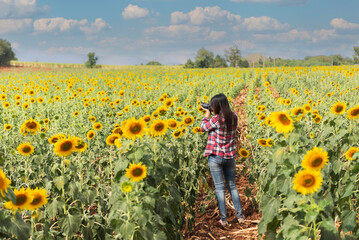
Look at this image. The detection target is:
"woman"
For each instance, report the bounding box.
[200,93,245,226]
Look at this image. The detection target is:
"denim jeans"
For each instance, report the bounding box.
[208,154,243,222]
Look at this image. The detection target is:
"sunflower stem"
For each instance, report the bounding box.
[61,159,67,215]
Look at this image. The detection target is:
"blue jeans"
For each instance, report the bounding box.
[208,154,243,222]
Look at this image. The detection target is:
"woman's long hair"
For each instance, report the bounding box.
[209,93,237,130]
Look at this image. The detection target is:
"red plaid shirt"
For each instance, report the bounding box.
[201,113,238,159]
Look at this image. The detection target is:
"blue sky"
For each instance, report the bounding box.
[1,0,359,65]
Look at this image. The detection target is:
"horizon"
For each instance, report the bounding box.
[1,0,359,65]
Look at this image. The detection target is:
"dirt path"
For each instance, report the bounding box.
[184,88,261,240]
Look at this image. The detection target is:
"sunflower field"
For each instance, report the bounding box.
[0,67,244,239]
[0,65,358,239]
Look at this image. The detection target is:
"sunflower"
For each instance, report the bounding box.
[89,116,96,122]
[167,119,178,129]
[27,188,48,211]
[93,122,103,131]
[21,118,41,135]
[122,117,146,140]
[17,143,34,156]
[157,106,168,116]
[345,147,359,160]
[313,115,322,124]
[267,138,274,147]
[172,129,183,138]
[301,147,329,171]
[150,119,168,137]
[309,132,315,139]
[54,137,76,157]
[292,169,323,195]
[291,107,304,116]
[125,162,148,182]
[121,181,133,193]
[347,106,359,119]
[4,187,33,211]
[48,134,66,144]
[73,111,79,117]
[106,134,121,145]
[182,116,195,126]
[257,139,268,147]
[0,168,11,196]
[238,148,250,158]
[74,138,87,152]
[4,124,12,131]
[142,115,151,123]
[303,104,312,113]
[85,130,95,141]
[267,111,294,134]
[192,127,202,134]
[112,127,123,136]
[330,101,346,115]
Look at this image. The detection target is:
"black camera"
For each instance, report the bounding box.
[201,102,212,112]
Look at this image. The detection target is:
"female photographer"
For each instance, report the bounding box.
[200,93,245,226]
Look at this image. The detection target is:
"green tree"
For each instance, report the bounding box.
[85,52,98,68]
[238,58,249,68]
[0,38,16,66]
[194,48,214,68]
[224,45,241,67]
[146,61,162,66]
[211,55,227,68]
[183,59,195,68]
[353,46,359,64]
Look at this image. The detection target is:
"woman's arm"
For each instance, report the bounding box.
[201,115,219,132]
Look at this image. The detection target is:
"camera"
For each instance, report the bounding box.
[201,102,212,112]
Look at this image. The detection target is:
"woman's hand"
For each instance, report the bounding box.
[201,106,211,118]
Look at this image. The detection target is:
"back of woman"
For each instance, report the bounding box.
[200,93,245,227]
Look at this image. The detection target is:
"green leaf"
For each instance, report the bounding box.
[53,176,65,190]
[342,182,354,198]
[46,198,64,218]
[342,211,356,233]
[59,213,82,238]
[8,212,30,240]
[126,146,145,161]
[262,198,280,223]
[245,186,252,197]
[119,221,135,239]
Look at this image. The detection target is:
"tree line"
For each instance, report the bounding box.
[184,46,359,68]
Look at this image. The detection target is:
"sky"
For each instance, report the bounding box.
[1,0,359,65]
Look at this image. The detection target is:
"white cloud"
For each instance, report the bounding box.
[235,16,290,31]
[122,4,149,19]
[233,40,257,49]
[206,30,227,41]
[171,6,241,25]
[33,17,110,35]
[330,18,359,30]
[0,18,32,34]
[79,18,111,35]
[46,46,91,54]
[0,0,48,17]
[145,24,209,38]
[253,29,337,43]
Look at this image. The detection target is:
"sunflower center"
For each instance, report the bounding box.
[23,146,32,153]
[279,114,290,125]
[302,175,315,187]
[155,123,164,131]
[185,118,192,124]
[26,122,37,129]
[130,123,142,134]
[174,131,181,137]
[133,168,143,177]
[15,194,27,206]
[144,117,151,122]
[31,196,41,205]
[351,109,359,116]
[335,106,343,112]
[89,133,94,138]
[60,141,73,151]
[311,157,323,167]
[241,151,248,157]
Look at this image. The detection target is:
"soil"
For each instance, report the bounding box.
[184,88,262,240]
